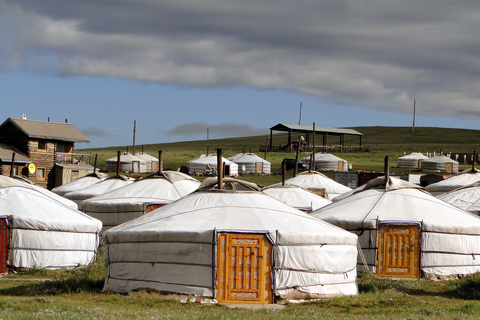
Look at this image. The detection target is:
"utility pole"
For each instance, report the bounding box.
[132,119,136,155]
[207,128,209,140]
[412,100,416,132]
[298,102,302,125]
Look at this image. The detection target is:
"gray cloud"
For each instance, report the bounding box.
[167,122,267,139]
[3,1,480,118]
[80,126,109,137]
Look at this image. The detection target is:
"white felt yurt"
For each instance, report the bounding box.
[301,153,348,172]
[437,181,480,215]
[262,184,331,213]
[0,176,102,270]
[187,154,238,176]
[105,153,147,173]
[135,152,159,173]
[312,176,480,280]
[51,172,108,197]
[397,152,429,168]
[64,176,134,210]
[103,178,358,303]
[269,171,352,200]
[82,172,200,234]
[228,153,271,174]
[425,169,480,196]
[421,155,459,173]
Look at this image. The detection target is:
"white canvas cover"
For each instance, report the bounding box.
[312,176,480,278]
[82,172,200,233]
[103,178,358,299]
[105,153,147,173]
[134,152,159,172]
[421,155,459,173]
[187,154,238,176]
[262,184,331,212]
[397,152,429,168]
[301,153,348,172]
[425,169,480,196]
[0,176,102,269]
[51,172,108,197]
[269,171,352,200]
[64,176,134,210]
[437,181,480,214]
[228,153,271,174]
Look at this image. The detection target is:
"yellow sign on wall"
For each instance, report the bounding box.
[28,163,36,174]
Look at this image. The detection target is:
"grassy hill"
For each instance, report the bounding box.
[78,126,480,184]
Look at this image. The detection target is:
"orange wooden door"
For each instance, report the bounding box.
[255,162,263,174]
[217,233,273,303]
[445,163,453,173]
[377,225,420,278]
[338,161,344,171]
[0,220,7,274]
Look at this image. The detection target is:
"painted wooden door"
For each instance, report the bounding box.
[338,161,344,171]
[445,163,453,173]
[377,225,420,278]
[217,233,273,303]
[255,162,263,174]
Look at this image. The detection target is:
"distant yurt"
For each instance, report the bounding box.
[312,176,480,280]
[421,155,459,173]
[82,172,200,234]
[105,152,147,173]
[301,153,348,172]
[269,171,352,200]
[262,184,331,212]
[425,169,480,196]
[0,176,102,271]
[103,178,358,303]
[228,153,271,174]
[187,154,238,176]
[437,181,480,214]
[397,152,429,168]
[64,176,134,210]
[135,152,159,173]
[52,172,108,197]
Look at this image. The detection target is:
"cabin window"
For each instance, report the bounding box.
[36,167,46,180]
[12,166,19,175]
[38,140,46,151]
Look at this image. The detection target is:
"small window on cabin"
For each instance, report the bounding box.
[38,140,46,151]
[37,167,46,180]
[13,167,19,175]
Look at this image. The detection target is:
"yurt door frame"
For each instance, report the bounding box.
[255,162,264,174]
[0,219,8,274]
[338,161,344,171]
[216,232,273,304]
[445,163,453,173]
[377,222,421,278]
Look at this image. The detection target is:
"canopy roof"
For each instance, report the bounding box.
[270,123,362,136]
[0,143,31,164]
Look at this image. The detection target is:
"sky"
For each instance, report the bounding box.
[1,1,480,149]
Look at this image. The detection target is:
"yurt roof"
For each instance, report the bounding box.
[134,152,158,162]
[425,170,480,194]
[228,153,270,164]
[262,184,332,211]
[423,155,458,164]
[0,179,101,232]
[187,154,237,166]
[301,153,347,162]
[82,172,200,210]
[51,172,108,196]
[269,171,352,195]
[2,176,78,209]
[398,152,429,160]
[437,182,480,212]
[106,152,146,164]
[64,175,134,200]
[311,176,480,234]
[104,183,357,245]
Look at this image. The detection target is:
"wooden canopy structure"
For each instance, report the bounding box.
[269,123,363,152]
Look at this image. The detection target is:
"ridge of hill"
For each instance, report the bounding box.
[79,126,480,175]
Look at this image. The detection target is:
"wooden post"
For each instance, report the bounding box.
[93,154,98,174]
[132,119,136,155]
[10,153,15,177]
[158,150,163,174]
[312,122,315,171]
[384,156,389,184]
[116,151,121,178]
[217,148,223,190]
[294,139,300,177]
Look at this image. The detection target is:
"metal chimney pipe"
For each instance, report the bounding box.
[282,161,286,186]
[384,156,389,184]
[473,150,476,171]
[158,150,163,174]
[93,154,98,174]
[10,153,15,177]
[116,151,121,178]
[217,148,223,190]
